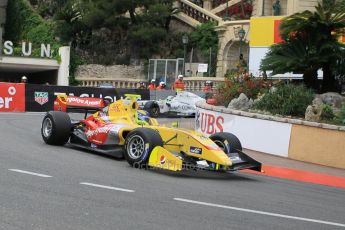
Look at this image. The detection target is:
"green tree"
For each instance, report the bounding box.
[190,22,218,56]
[189,22,219,75]
[261,0,345,92]
[54,0,90,45]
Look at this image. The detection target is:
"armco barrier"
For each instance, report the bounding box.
[196,102,345,169]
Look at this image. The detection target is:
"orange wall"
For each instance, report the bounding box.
[289,125,345,169]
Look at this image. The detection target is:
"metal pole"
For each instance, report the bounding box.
[208,47,211,77]
[190,47,193,77]
[239,40,242,56]
[183,44,186,75]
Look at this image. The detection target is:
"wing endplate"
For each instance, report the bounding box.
[148,146,183,171]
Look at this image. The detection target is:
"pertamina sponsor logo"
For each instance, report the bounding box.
[34,92,49,105]
[67,97,103,106]
[86,126,112,138]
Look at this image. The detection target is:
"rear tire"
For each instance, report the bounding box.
[41,111,71,145]
[210,132,242,154]
[124,128,163,167]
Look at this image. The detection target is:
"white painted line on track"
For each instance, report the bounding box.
[80,182,135,193]
[174,198,345,228]
[8,169,52,178]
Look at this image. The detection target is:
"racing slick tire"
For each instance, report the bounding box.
[144,101,160,118]
[210,132,242,153]
[124,128,163,168]
[41,111,71,145]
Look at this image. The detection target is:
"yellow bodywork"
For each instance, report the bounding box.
[86,95,233,171]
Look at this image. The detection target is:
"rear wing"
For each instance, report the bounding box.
[54,95,105,113]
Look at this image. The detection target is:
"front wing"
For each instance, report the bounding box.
[148,146,261,172]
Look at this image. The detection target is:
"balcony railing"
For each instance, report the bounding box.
[78,78,142,89]
[184,77,224,91]
[177,0,222,24]
[215,0,253,20]
[77,77,225,92]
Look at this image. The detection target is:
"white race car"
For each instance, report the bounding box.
[138,91,205,117]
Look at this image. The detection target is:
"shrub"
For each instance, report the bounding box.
[335,103,345,125]
[214,73,272,106]
[321,104,335,120]
[254,83,314,117]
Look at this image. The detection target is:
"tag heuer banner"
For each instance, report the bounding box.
[34,92,49,105]
[25,84,150,112]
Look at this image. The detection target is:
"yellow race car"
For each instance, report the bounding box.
[41,94,261,172]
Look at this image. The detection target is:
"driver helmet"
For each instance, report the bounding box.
[159,81,166,86]
[151,79,156,83]
[178,74,183,79]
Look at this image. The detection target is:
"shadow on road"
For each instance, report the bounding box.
[145,168,259,181]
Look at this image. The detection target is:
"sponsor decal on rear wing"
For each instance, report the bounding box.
[54,95,105,112]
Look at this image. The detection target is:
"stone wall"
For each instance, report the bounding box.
[75,64,146,80]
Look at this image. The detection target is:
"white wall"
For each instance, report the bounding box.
[196,108,292,157]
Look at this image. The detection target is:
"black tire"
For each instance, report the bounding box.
[41,111,71,145]
[144,101,160,117]
[210,132,242,154]
[124,128,163,167]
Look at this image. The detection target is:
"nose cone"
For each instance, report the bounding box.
[207,150,232,166]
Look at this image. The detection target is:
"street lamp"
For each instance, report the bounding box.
[182,34,188,76]
[238,27,245,55]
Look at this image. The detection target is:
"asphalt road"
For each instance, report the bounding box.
[0,112,345,230]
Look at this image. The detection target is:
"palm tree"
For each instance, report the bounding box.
[261,0,345,92]
[261,37,322,89]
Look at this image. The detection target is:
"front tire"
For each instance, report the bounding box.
[41,111,71,145]
[124,128,163,167]
[210,132,242,154]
